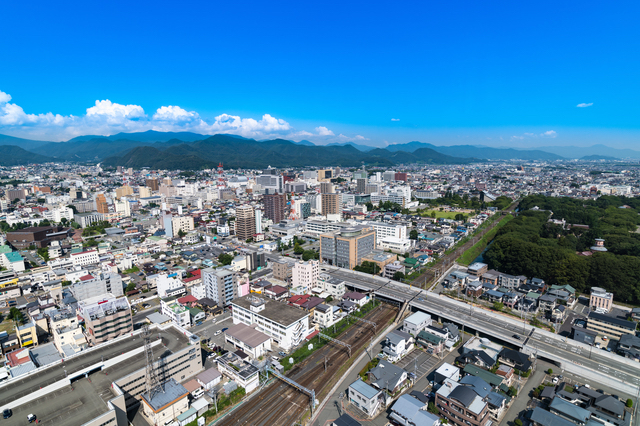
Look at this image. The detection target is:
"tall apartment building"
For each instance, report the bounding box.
[70,272,124,301]
[353,167,367,180]
[7,188,28,201]
[115,185,134,200]
[320,225,376,269]
[146,178,159,191]
[43,207,74,223]
[202,268,237,306]
[263,193,287,223]
[96,194,109,214]
[366,221,407,241]
[291,260,319,293]
[74,212,104,228]
[320,182,334,193]
[138,186,151,198]
[79,294,133,345]
[321,193,341,216]
[171,215,194,237]
[356,178,368,193]
[236,205,256,241]
[255,209,263,234]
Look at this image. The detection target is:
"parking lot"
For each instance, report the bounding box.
[395,349,440,381]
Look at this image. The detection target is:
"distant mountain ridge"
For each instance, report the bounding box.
[386,142,565,161]
[0,145,57,166]
[101,134,477,169]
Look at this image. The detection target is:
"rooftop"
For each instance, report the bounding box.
[225,322,270,348]
[141,378,189,413]
[231,295,308,327]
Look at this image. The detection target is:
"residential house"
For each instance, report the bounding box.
[403,311,432,336]
[498,348,532,372]
[389,394,441,426]
[417,330,445,354]
[369,359,409,394]
[383,330,414,361]
[348,379,383,417]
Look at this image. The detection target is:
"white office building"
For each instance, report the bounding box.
[230,295,309,351]
[291,260,319,293]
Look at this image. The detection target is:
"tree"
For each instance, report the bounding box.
[67,204,79,214]
[430,211,436,218]
[218,253,234,265]
[354,261,380,275]
[246,237,253,243]
[178,229,186,238]
[547,368,553,375]
[294,244,304,255]
[492,301,504,311]
[8,307,24,324]
[626,398,633,408]
[427,401,439,414]
[393,271,405,281]
[37,247,50,262]
[409,229,419,240]
[12,198,21,204]
[126,283,137,293]
[302,250,319,261]
[70,221,80,229]
[514,419,523,426]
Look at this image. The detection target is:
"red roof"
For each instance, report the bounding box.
[79,274,94,281]
[6,348,32,367]
[306,330,319,340]
[178,295,198,304]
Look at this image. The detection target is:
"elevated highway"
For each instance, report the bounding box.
[326,267,640,395]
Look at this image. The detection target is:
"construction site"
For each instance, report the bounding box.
[216,300,399,426]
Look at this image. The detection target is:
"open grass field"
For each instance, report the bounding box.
[458,214,514,265]
[419,209,460,219]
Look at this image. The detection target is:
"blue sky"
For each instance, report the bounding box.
[1,0,639,148]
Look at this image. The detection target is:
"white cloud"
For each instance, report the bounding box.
[391,118,400,121]
[0,89,369,144]
[577,102,593,108]
[510,130,557,141]
[510,135,524,140]
[541,130,557,138]
[315,126,334,136]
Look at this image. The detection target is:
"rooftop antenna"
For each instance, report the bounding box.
[143,324,163,401]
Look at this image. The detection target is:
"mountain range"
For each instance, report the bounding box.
[1,130,639,168]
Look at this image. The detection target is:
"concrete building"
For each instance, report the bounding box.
[236,205,256,241]
[589,287,613,313]
[291,260,319,293]
[140,378,190,426]
[156,274,185,298]
[115,185,134,200]
[71,272,124,301]
[587,311,636,339]
[96,194,109,214]
[78,294,133,345]
[320,225,376,269]
[403,311,432,335]
[146,178,159,191]
[273,259,294,282]
[263,193,287,223]
[202,268,237,306]
[171,215,194,237]
[230,294,309,350]
[348,378,383,417]
[71,249,100,267]
[161,297,191,328]
[321,193,341,216]
[257,174,284,194]
[43,206,74,223]
[74,212,104,228]
[6,226,72,249]
[224,322,271,359]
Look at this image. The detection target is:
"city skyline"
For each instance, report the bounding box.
[1,1,639,148]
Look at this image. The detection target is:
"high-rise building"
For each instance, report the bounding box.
[138,186,151,198]
[79,294,132,345]
[263,193,287,223]
[262,167,277,175]
[146,178,159,191]
[317,169,333,182]
[320,182,334,193]
[96,194,109,214]
[115,185,134,200]
[356,178,368,194]
[255,209,263,234]
[291,260,319,293]
[257,175,284,194]
[394,172,408,182]
[202,268,237,306]
[236,205,256,241]
[353,167,367,180]
[321,193,340,216]
[320,225,376,269]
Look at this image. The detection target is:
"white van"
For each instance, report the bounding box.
[192,388,204,399]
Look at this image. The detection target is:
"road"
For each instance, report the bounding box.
[318,266,640,389]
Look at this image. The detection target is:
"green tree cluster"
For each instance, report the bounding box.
[354,261,380,275]
[218,253,234,265]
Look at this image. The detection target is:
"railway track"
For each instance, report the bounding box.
[412,202,519,289]
[216,303,397,426]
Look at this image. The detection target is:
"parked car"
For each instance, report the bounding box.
[3,409,11,419]
[278,351,286,357]
[214,330,222,336]
[28,414,37,423]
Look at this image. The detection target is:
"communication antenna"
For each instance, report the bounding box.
[143,324,163,401]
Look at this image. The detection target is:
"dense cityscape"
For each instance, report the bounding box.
[0,155,638,426]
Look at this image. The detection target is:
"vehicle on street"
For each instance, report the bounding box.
[602,335,608,341]
[278,351,286,357]
[596,342,601,349]
[272,356,279,361]
[3,409,11,418]
[221,328,228,332]
[214,330,222,336]
[28,414,37,423]
[512,334,521,339]
[552,377,559,384]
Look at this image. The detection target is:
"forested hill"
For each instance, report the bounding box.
[484,195,640,304]
[101,135,479,169]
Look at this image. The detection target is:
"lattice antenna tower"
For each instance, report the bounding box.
[143,324,163,401]
[217,163,226,189]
